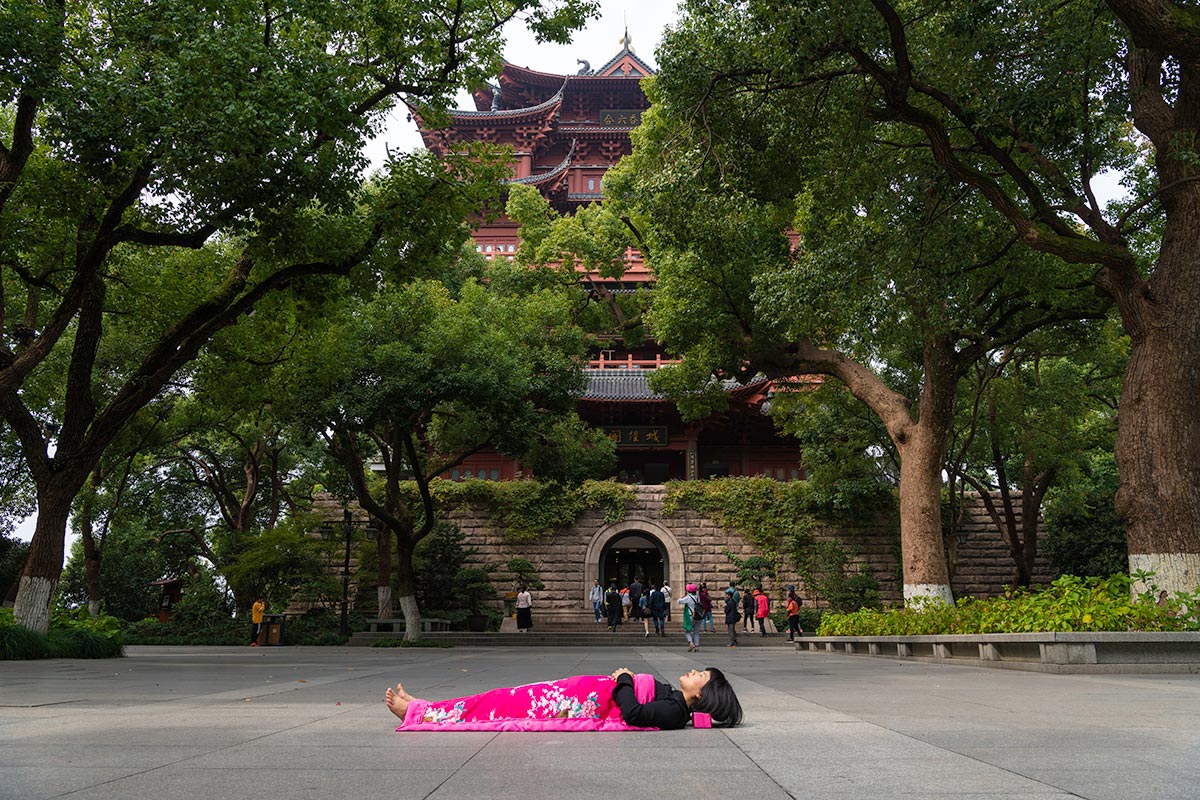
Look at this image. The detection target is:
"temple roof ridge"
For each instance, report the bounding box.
[511,139,577,186]
[451,80,566,119]
[594,39,656,78]
[580,367,769,401]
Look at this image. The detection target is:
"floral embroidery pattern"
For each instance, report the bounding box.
[422,700,466,724]
[415,676,616,726]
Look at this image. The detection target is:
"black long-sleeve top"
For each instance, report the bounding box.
[611,672,691,730]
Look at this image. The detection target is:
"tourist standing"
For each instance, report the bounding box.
[648,583,666,637]
[640,591,652,637]
[754,588,770,636]
[589,579,603,623]
[698,584,713,632]
[741,586,755,633]
[629,576,644,621]
[679,583,701,652]
[250,596,266,646]
[724,587,740,647]
[661,581,672,621]
[515,585,533,632]
[621,587,632,619]
[785,586,802,642]
[605,583,623,631]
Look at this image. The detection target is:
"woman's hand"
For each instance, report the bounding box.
[610,667,634,680]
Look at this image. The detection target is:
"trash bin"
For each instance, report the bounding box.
[262,614,286,646]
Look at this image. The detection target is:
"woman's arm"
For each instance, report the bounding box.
[611,673,688,730]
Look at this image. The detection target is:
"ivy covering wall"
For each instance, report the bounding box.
[408,479,635,541]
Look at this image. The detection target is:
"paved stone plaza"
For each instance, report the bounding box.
[2,644,1198,799]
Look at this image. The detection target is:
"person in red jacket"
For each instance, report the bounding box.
[754,588,770,636]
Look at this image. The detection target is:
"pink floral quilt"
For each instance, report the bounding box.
[396,673,659,732]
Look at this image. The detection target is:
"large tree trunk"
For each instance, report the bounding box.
[776,336,957,606]
[80,509,103,617]
[394,536,419,641]
[1108,45,1200,597]
[1116,311,1200,596]
[897,425,953,605]
[12,490,73,633]
[376,523,394,618]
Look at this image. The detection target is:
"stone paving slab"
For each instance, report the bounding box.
[1,644,1198,800]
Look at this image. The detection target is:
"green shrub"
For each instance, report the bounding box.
[797,540,882,613]
[817,573,1200,635]
[2,607,124,659]
[796,608,824,633]
[46,628,124,658]
[123,616,244,645]
[51,607,124,643]
[371,638,453,648]
[0,622,49,660]
[125,609,363,646]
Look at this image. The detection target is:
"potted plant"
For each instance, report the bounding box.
[455,567,496,632]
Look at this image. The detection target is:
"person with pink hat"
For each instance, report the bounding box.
[678,583,702,652]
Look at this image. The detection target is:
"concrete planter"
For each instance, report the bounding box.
[796,631,1200,673]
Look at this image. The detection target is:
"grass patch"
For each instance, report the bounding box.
[1,607,124,660]
[46,628,124,658]
[0,623,50,660]
[371,638,454,648]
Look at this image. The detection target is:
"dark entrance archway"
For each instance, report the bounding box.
[600,531,666,589]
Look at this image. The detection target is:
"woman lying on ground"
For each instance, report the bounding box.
[384,666,742,732]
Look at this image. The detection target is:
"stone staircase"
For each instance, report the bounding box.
[348,608,787,647]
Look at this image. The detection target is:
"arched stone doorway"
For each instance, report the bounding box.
[583,519,687,608]
[601,531,665,589]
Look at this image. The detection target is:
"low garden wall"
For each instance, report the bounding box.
[796,632,1200,674]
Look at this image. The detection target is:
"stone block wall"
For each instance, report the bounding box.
[951,493,1056,598]
[316,486,1055,614]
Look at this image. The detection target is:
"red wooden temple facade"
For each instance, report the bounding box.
[415,40,804,485]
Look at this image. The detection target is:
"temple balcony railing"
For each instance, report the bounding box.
[588,353,676,369]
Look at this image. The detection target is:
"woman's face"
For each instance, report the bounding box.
[679,668,712,694]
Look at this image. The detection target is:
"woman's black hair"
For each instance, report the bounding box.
[694,667,743,727]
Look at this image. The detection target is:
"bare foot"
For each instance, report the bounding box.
[384,685,409,720]
[395,682,417,703]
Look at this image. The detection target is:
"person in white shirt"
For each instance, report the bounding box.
[515,586,533,632]
[589,579,603,622]
[660,582,672,621]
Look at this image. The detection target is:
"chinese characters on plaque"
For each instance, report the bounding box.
[603,426,668,447]
[599,110,643,127]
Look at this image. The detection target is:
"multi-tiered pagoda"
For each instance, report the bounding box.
[414,37,804,491]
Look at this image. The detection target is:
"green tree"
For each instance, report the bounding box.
[150,315,326,612]
[643,0,1199,595]
[1043,449,1129,579]
[0,0,596,632]
[283,267,594,639]
[0,530,29,604]
[604,111,1104,605]
[950,323,1125,586]
[58,522,166,621]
